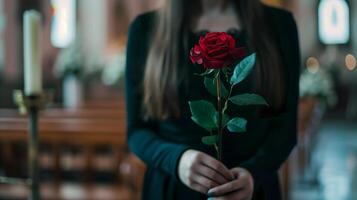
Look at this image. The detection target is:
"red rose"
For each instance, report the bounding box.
[190,32,246,69]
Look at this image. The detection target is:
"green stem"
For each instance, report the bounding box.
[222,86,233,115]
[216,70,223,161]
[210,130,219,159]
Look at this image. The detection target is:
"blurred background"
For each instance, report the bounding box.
[0,0,356,199]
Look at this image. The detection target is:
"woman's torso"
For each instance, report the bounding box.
[136,16,274,168]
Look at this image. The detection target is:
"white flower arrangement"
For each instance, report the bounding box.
[53,39,85,78]
[101,50,126,86]
[299,69,337,107]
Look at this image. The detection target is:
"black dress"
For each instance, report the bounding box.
[124,5,300,200]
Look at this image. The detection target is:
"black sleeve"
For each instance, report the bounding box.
[239,13,300,185]
[124,14,190,182]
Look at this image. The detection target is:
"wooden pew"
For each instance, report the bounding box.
[0,108,125,119]
[0,117,125,145]
[0,103,134,199]
[0,182,133,200]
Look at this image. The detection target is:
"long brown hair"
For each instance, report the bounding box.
[143,0,284,119]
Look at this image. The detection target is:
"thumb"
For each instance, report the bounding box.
[230,167,245,179]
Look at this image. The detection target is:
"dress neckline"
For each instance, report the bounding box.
[189,27,245,38]
[188,27,248,49]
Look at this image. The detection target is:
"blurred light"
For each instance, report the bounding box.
[306,57,320,74]
[347,152,356,172]
[345,54,356,71]
[318,0,350,44]
[51,0,76,48]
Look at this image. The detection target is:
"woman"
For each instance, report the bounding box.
[125,0,300,199]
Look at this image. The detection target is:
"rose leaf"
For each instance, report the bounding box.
[204,77,229,98]
[194,69,215,77]
[226,117,247,133]
[230,53,256,86]
[201,135,219,146]
[229,93,268,106]
[189,100,218,131]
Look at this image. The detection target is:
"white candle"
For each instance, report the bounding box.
[23,10,42,95]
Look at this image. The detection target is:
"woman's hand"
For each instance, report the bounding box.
[207,167,254,200]
[178,149,235,194]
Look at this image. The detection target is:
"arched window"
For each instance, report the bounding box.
[50,0,76,48]
[318,0,350,44]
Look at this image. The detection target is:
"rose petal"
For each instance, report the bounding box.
[191,32,244,68]
[203,58,226,69]
[230,47,246,59]
[193,45,202,54]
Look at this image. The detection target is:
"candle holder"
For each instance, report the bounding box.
[0,90,50,200]
[13,90,49,115]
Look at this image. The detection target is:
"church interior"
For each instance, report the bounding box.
[0,0,356,199]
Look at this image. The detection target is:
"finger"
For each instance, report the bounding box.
[191,181,209,194]
[230,168,254,193]
[200,156,234,181]
[208,179,245,196]
[195,164,228,185]
[209,190,249,200]
[192,173,219,189]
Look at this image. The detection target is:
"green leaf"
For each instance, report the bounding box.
[227,117,247,133]
[229,93,268,106]
[194,69,215,76]
[230,53,256,86]
[201,135,219,146]
[204,77,229,98]
[189,100,218,131]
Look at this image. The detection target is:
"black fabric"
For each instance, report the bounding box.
[124,5,300,200]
